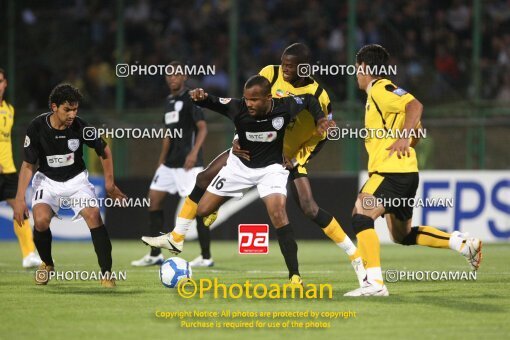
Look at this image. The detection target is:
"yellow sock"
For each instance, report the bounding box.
[416,226,450,248]
[171,231,185,243]
[178,197,198,220]
[14,219,36,258]
[323,218,361,261]
[357,229,383,285]
[323,218,347,243]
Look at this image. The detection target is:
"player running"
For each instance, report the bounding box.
[0,68,42,268]
[13,84,127,287]
[143,44,367,286]
[344,44,482,297]
[145,75,331,284]
[131,61,207,267]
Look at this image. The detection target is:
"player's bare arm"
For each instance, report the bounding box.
[232,137,250,161]
[386,98,423,159]
[99,145,127,201]
[157,137,171,167]
[13,161,37,226]
[184,120,207,170]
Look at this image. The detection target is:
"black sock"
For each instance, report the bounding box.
[90,225,112,274]
[149,210,164,256]
[276,224,299,279]
[311,208,334,229]
[33,228,53,266]
[189,185,206,204]
[196,218,211,259]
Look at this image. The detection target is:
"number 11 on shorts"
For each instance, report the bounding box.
[238,224,269,254]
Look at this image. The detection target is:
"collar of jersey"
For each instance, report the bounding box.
[169,88,187,98]
[366,78,386,95]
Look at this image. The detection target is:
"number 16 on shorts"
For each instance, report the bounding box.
[238,224,269,254]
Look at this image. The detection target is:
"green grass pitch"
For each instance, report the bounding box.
[0,240,508,339]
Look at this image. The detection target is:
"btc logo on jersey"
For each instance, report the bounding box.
[46,153,75,167]
[246,131,277,142]
[238,224,269,254]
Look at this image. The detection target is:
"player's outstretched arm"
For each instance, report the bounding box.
[386,98,423,158]
[13,161,37,226]
[99,145,127,200]
[189,88,239,119]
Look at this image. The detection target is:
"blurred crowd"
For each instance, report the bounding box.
[4,0,510,110]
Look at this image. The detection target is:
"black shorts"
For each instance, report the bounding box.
[360,172,419,221]
[0,173,18,201]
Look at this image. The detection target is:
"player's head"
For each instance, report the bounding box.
[281,43,310,83]
[0,68,7,101]
[166,61,187,93]
[355,44,390,90]
[49,84,82,127]
[243,75,272,117]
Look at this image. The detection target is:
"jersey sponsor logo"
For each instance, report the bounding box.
[272,117,284,130]
[164,111,180,124]
[219,97,232,104]
[245,131,277,142]
[24,135,30,147]
[393,88,408,96]
[46,153,75,168]
[67,139,80,152]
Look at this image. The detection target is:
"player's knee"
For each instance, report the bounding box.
[351,214,374,235]
[33,216,51,231]
[196,170,213,189]
[80,208,102,227]
[397,226,419,246]
[299,197,318,219]
[269,208,288,226]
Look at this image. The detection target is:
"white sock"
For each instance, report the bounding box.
[336,238,357,257]
[448,231,464,252]
[366,267,383,285]
[172,217,193,236]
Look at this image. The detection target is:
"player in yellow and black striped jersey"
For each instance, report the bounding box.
[258,61,331,175]
[344,45,482,297]
[0,68,42,268]
[142,44,367,287]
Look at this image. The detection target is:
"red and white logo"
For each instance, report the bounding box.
[238,224,269,254]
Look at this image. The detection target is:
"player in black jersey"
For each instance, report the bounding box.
[132,61,207,267]
[13,84,126,287]
[143,45,366,290]
[143,75,332,285]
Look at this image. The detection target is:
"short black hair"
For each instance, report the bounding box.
[244,75,271,96]
[0,68,6,79]
[356,44,390,68]
[282,43,310,64]
[48,84,82,109]
[168,60,185,68]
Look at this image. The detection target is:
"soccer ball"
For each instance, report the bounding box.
[159,257,192,288]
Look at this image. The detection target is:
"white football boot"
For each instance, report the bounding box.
[344,281,389,297]
[460,237,483,271]
[141,233,183,255]
[189,255,214,267]
[22,252,42,268]
[131,253,165,267]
